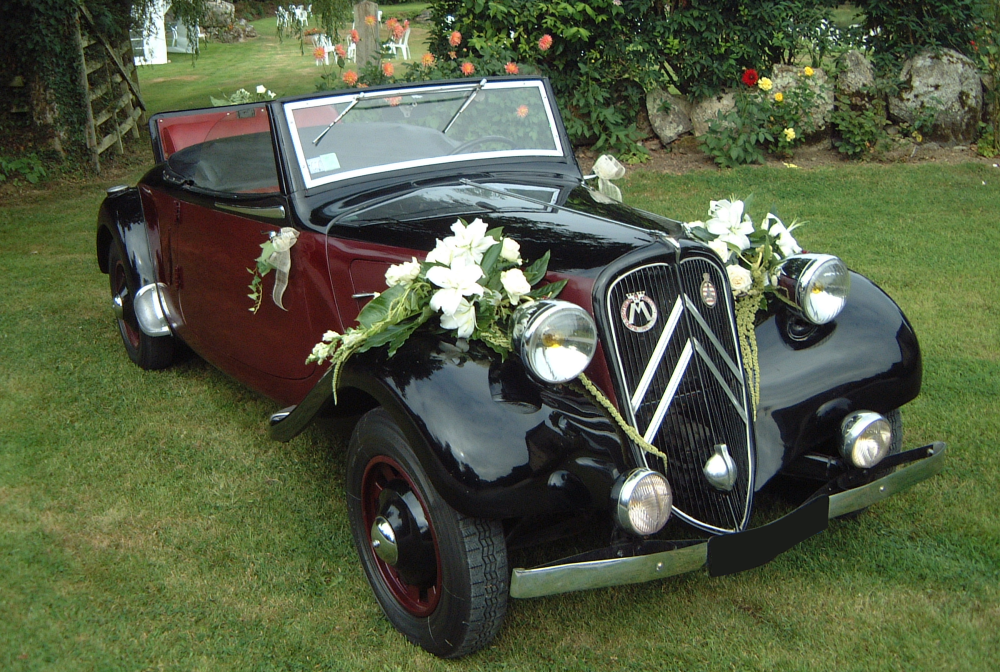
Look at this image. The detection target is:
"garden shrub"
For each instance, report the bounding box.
[0,154,47,184]
[853,0,979,72]
[973,0,1000,156]
[830,91,890,158]
[701,68,828,167]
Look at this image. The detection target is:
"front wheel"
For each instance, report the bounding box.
[346,408,508,658]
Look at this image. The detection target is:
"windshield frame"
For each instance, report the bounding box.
[282,79,565,190]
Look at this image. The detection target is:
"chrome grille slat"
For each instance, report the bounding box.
[603,256,755,533]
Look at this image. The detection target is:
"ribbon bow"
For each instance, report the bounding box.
[267,227,300,310]
[592,154,626,203]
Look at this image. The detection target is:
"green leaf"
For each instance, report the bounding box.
[355,284,405,329]
[479,239,503,276]
[527,279,567,300]
[523,250,551,286]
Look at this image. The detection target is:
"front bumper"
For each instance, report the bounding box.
[510,442,946,599]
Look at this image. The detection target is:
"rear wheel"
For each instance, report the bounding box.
[108,244,174,370]
[346,408,508,658]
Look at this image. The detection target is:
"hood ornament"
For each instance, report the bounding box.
[621,291,658,333]
[704,443,737,491]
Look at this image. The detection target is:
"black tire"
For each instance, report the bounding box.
[346,408,508,658]
[108,243,175,370]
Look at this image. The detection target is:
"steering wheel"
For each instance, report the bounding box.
[447,135,517,155]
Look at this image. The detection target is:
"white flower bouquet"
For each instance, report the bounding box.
[307,218,566,396]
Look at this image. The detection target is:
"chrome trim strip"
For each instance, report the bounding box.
[828,442,947,518]
[691,339,748,424]
[133,283,172,337]
[510,543,708,599]
[352,292,379,299]
[510,443,946,598]
[216,203,286,220]
[683,294,742,380]
[630,296,684,412]
[643,340,693,444]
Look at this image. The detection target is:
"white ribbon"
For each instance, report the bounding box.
[592,154,626,203]
[267,227,300,310]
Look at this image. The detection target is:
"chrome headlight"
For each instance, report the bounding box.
[840,411,892,468]
[511,300,597,384]
[776,253,850,325]
[613,469,673,536]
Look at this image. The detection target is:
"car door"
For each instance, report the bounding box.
[149,104,334,383]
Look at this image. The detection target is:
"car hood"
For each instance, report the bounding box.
[321,182,686,276]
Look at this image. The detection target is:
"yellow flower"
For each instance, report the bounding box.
[757,77,773,92]
[783,127,796,142]
[774,92,784,103]
[804,66,814,77]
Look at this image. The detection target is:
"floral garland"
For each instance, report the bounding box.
[307,219,567,399]
[681,198,803,416]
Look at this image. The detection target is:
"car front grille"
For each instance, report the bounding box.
[603,253,754,533]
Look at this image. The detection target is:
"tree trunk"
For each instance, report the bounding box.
[353,2,380,68]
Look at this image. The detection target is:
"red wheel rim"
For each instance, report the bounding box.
[112,260,141,349]
[361,455,442,617]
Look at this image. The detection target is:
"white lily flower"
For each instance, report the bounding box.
[385,257,421,287]
[426,263,484,315]
[727,264,754,295]
[705,200,754,243]
[440,298,477,338]
[500,237,522,264]
[717,231,751,252]
[256,84,267,94]
[425,238,456,266]
[447,218,497,266]
[500,268,532,304]
[708,238,733,262]
[765,215,802,258]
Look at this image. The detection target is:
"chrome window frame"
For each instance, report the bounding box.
[282,80,565,190]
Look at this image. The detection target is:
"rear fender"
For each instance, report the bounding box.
[96,187,157,287]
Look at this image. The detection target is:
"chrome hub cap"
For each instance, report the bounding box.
[371,515,399,565]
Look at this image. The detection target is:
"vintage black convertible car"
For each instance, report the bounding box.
[96,77,946,657]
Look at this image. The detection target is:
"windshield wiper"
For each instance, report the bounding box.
[442,79,487,135]
[312,91,367,146]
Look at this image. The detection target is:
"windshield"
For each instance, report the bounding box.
[283,80,563,189]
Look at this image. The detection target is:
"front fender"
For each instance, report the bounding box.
[754,272,922,488]
[274,335,627,520]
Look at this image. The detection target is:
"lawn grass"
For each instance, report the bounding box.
[1,160,997,670]
[137,14,432,115]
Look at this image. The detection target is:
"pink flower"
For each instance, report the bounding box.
[387,96,402,107]
[385,18,399,31]
[343,70,358,86]
[382,61,394,77]
[538,34,553,51]
[392,24,404,40]
[334,44,346,58]
[461,61,475,76]
[505,62,519,75]
[449,31,462,47]
[421,52,435,67]
[350,29,359,43]
[516,105,529,118]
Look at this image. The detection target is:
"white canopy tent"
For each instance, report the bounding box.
[131,0,199,65]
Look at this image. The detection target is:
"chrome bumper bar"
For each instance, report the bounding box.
[510,442,946,599]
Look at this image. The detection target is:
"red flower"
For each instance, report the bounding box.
[741,68,759,87]
[350,29,359,43]
[461,61,475,76]
[505,62,519,75]
[342,70,358,86]
[449,31,462,47]
[382,62,395,77]
[516,105,529,118]
[538,34,553,51]
[334,44,346,59]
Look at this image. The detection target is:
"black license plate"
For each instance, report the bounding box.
[707,495,829,577]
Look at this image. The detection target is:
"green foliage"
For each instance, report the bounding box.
[973,0,1000,156]
[853,0,979,72]
[209,85,278,107]
[0,154,47,184]
[830,92,890,158]
[701,69,828,167]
